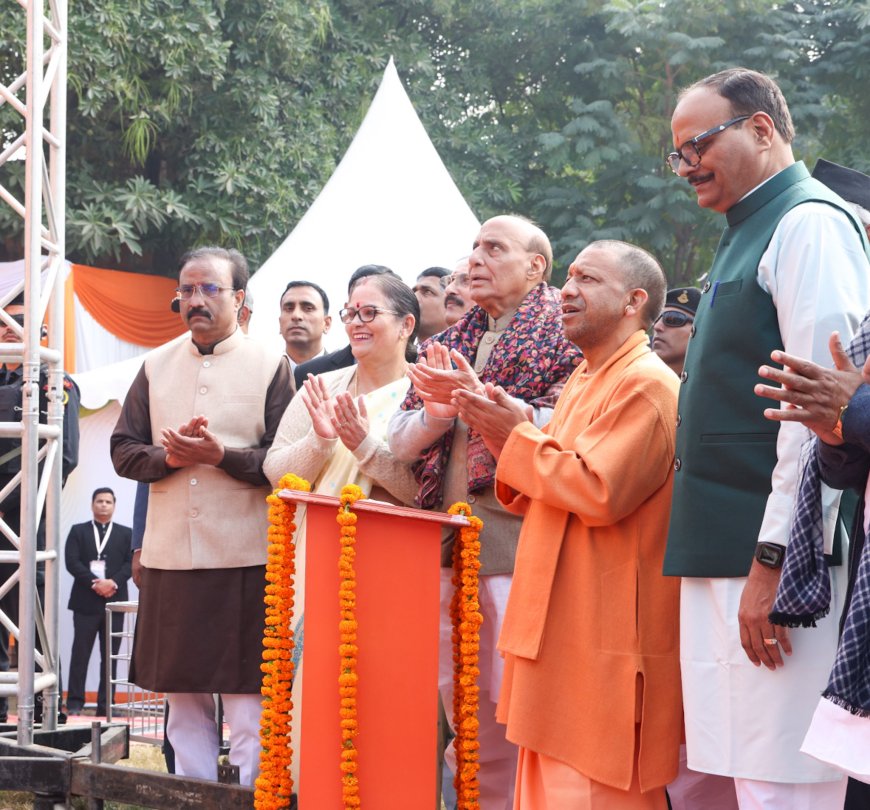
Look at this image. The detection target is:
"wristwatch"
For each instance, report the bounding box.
[755,542,785,569]
[832,403,848,441]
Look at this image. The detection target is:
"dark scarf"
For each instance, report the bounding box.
[399,283,581,509]
[771,312,870,714]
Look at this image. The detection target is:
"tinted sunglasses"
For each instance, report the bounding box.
[655,311,693,328]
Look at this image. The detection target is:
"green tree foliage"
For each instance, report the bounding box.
[63,0,385,272]
[0,0,866,282]
[402,0,870,284]
[0,0,423,272]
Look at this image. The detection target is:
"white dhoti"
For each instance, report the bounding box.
[680,573,847,784]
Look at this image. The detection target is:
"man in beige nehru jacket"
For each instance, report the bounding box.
[111,246,293,786]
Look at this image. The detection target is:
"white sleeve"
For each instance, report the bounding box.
[262,371,349,487]
[387,407,454,461]
[757,202,870,549]
[350,432,419,505]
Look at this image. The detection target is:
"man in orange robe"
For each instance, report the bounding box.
[454,240,682,808]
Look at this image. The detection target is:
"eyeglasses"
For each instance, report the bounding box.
[447,272,470,288]
[666,115,751,174]
[175,283,235,300]
[654,311,693,328]
[338,305,400,324]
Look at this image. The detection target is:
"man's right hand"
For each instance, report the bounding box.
[755,331,862,445]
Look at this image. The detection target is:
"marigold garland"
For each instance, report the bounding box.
[255,473,311,810]
[448,502,484,810]
[337,484,365,808]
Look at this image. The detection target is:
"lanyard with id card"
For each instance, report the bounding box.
[90,522,113,580]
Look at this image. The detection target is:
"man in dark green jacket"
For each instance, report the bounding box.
[663,68,870,808]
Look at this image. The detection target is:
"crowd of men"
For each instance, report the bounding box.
[3,66,870,809]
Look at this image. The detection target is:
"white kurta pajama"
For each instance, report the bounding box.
[679,200,870,803]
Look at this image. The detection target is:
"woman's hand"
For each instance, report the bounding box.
[301,374,338,439]
[331,391,369,452]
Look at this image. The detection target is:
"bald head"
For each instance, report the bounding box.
[484,215,553,281]
[561,240,666,371]
[469,215,553,318]
[587,240,667,328]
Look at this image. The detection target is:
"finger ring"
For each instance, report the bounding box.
[763,638,778,646]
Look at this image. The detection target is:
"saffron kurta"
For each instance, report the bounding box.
[495,331,682,792]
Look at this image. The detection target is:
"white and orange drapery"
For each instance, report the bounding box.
[64,263,185,373]
[2,260,185,375]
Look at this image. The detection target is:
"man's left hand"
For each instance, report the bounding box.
[176,415,208,438]
[453,383,531,460]
[737,561,792,670]
[161,425,225,468]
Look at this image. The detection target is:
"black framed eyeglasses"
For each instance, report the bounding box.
[175,283,235,300]
[654,311,693,328]
[338,305,400,324]
[666,115,751,174]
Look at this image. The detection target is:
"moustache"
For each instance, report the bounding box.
[186,307,212,321]
[445,294,465,307]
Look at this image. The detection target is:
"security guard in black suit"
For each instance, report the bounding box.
[64,488,131,715]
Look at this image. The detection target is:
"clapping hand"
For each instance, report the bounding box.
[331,391,369,452]
[301,374,339,439]
[162,415,224,467]
[407,343,484,420]
[301,375,369,451]
[453,382,531,460]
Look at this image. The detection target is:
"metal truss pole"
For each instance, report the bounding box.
[0,0,68,745]
[44,0,69,738]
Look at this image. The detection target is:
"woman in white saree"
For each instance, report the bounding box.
[263,271,420,784]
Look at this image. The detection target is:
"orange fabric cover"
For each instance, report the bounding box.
[70,263,185,348]
[64,273,76,372]
[515,742,668,808]
[298,496,442,807]
[495,331,682,793]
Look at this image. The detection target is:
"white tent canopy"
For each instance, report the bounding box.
[247,57,480,351]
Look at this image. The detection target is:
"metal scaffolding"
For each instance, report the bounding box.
[0,0,68,745]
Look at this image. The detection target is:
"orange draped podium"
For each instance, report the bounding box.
[281,491,466,808]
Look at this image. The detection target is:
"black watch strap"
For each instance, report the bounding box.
[755,542,785,569]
